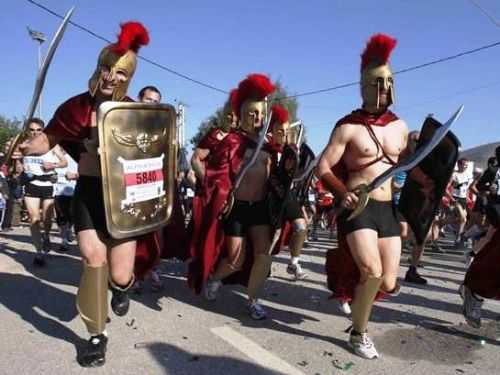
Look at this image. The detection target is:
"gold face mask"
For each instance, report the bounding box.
[360,63,395,113]
[287,126,299,145]
[272,121,289,146]
[89,47,137,101]
[239,100,266,134]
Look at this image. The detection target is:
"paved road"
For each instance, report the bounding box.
[1,226,499,375]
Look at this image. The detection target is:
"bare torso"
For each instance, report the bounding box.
[78,111,101,177]
[234,148,271,201]
[342,119,408,201]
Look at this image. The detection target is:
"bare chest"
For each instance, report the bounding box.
[347,122,405,161]
[240,148,270,177]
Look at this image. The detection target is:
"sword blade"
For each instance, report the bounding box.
[366,105,464,192]
[5,7,74,163]
[233,108,273,190]
[24,7,74,128]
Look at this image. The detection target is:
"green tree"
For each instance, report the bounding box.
[0,115,22,154]
[190,79,300,148]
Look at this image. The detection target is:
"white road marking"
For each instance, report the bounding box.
[211,326,306,375]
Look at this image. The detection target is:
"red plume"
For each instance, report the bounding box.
[111,21,150,55]
[270,104,289,131]
[229,89,239,113]
[234,73,275,116]
[360,33,397,71]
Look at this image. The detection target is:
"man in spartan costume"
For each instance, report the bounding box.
[267,104,309,280]
[188,74,280,320]
[316,34,408,359]
[20,22,160,367]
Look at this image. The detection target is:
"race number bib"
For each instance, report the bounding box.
[118,154,165,207]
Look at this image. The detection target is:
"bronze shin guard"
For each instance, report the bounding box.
[76,263,109,335]
[213,244,246,281]
[212,258,244,281]
[289,229,307,258]
[247,254,272,300]
[351,276,383,333]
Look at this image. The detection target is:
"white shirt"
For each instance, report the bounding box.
[494,169,500,197]
[54,154,78,196]
[452,170,472,199]
[23,149,60,187]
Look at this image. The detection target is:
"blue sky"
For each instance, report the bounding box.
[1,0,499,155]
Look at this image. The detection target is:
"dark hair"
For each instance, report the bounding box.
[29,117,45,128]
[487,156,496,166]
[138,86,162,100]
[495,145,500,154]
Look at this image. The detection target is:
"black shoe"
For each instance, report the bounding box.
[33,254,46,267]
[111,286,130,316]
[405,267,427,285]
[78,334,108,367]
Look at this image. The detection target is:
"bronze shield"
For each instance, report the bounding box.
[97,102,177,239]
[398,117,460,245]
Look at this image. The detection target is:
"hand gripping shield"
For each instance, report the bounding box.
[268,144,300,229]
[398,116,460,245]
[97,102,177,239]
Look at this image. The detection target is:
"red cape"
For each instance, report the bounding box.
[464,228,500,299]
[161,183,189,261]
[187,130,279,293]
[325,109,398,302]
[187,130,250,293]
[45,91,161,280]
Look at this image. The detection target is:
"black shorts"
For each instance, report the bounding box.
[55,195,73,226]
[224,199,271,237]
[454,197,467,210]
[24,182,54,200]
[282,200,304,221]
[72,176,109,237]
[338,199,400,238]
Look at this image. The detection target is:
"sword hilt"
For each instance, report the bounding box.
[346,183,370,221]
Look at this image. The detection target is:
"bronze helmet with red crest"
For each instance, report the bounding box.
[269,104,289,146]
[89,22,149,101]
[232,74,275,134]
[360,33,397,113]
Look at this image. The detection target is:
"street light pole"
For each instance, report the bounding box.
[27,27,46,119]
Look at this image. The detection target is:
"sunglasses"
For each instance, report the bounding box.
[29,128,42,132]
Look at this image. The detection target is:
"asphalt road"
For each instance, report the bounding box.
[1,226,499,375]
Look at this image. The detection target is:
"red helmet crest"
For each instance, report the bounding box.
[360,33,397,71]
[111,21,150,55]
[233,73,275,117]
[269,104,289,131]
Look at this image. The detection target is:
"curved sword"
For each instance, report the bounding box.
[347,105,464,220]
[221,103,273,218]
[5,6,74,162]
[233,107,273,191]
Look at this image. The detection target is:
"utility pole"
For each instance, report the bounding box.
[174,99,189,148]
[27,27,46,119]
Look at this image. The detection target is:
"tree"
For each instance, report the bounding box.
[0,115,22,154]
[190,78,300,148]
